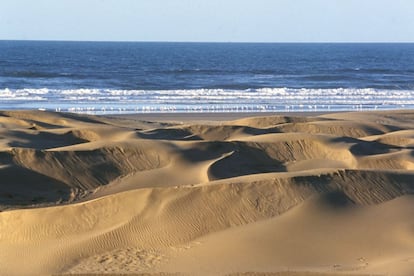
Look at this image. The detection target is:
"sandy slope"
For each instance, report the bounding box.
[0,110,413,276]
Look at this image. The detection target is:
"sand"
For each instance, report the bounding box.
[0,110,413,276]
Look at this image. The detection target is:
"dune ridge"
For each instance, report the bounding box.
[0,110,413,275]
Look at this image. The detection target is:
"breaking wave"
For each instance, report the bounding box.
[0,87,413,114]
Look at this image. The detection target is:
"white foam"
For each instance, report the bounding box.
[0,88,46,100]
[1,87,414,113]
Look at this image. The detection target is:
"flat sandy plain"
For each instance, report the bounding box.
[0,110,413,276]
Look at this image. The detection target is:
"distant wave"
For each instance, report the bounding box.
[153,69,288,75]
[3,71,75,78]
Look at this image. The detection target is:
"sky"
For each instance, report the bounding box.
[1,0,414,42]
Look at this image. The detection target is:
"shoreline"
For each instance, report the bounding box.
[101,111,337,121]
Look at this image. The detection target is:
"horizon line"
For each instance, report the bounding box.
[1,39,414,44]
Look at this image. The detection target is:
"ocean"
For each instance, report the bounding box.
[1,41,414,114]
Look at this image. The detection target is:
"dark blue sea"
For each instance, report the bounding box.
[1,41,414,113]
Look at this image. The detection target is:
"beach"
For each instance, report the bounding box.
[0,109,413,276]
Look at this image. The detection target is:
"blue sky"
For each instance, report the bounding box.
[1,0,413,42]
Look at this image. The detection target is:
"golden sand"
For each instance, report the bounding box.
[0,110,413,275]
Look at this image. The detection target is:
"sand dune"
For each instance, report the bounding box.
[0,110,413,275]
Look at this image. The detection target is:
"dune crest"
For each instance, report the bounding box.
[0,110,413,275]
